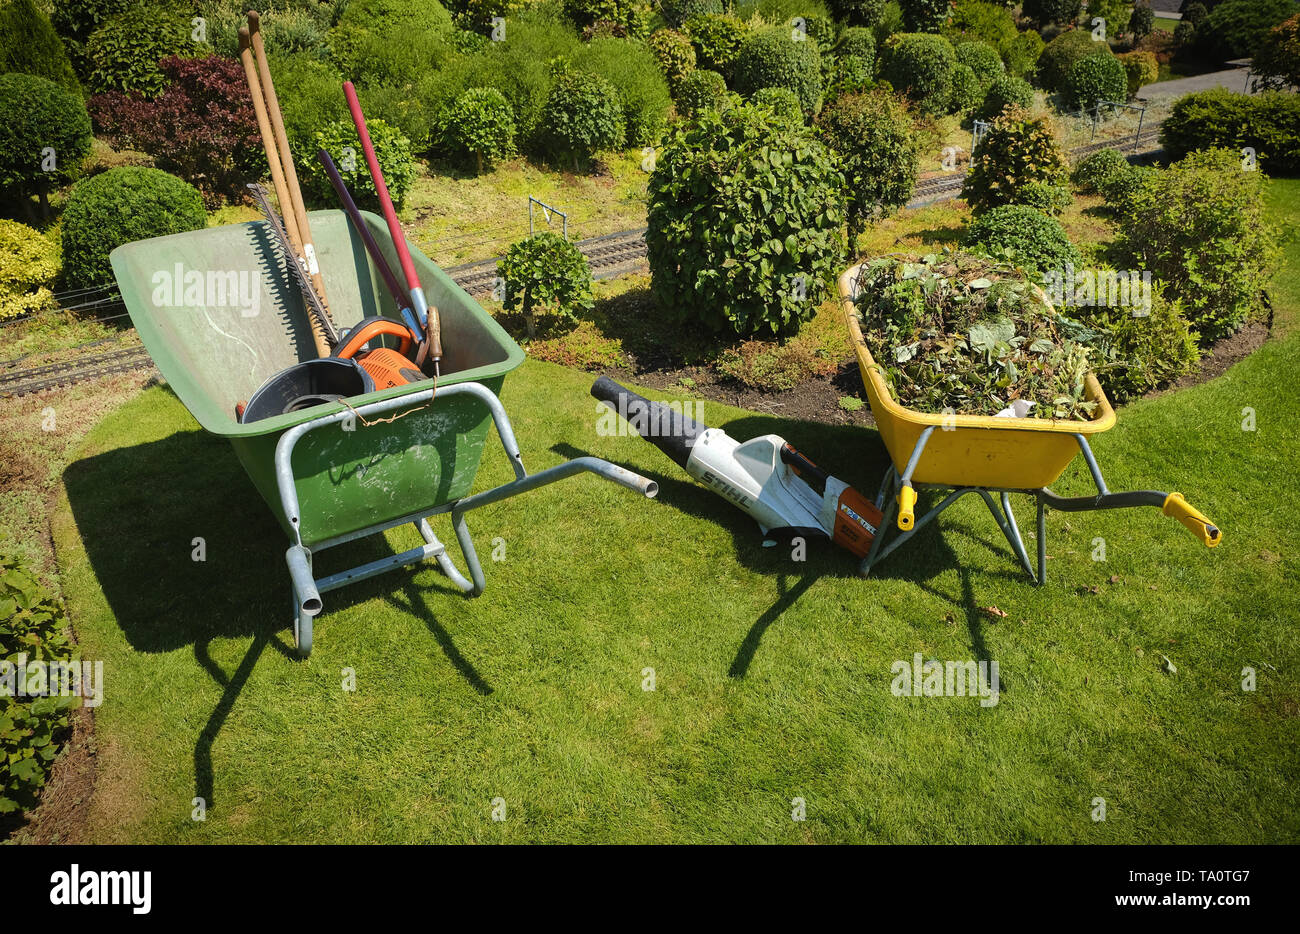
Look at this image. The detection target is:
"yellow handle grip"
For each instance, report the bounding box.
[1162,493,1221,548]
[897,485,917,531]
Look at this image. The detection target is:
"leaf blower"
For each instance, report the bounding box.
[591,376,883,557]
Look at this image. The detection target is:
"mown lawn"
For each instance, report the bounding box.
[47,182,1300,843]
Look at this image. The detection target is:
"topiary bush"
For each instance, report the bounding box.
[0,73,92,212]
[1129,3,1155,42]
[335,0,455,34]
[943,0,1018,53]
[817,88,918,242]
[445,87,516,173]
[976,73,1034,122]
[1117,50,1159,97]
[954,40,1003,83]
[732,25,825,114]
[1036,27,1111,94]
[647,101,846,337]
[751,85,803,120]
[963,107,1070,214]
[1172,19,1196,47]
[897,0,950,31]
[965,204,1082,273]
[573,37,673,147]
[683,12,748,78]
[88,55,261,207]
[828,0,889,24]
[1112,148,1277,340]
[1079,288,1200,403]
[1161,88,1300,176]
[1063,51,1129,109]
[947,63,983,115]
[0,220,59,321]
[1003,29,1045,80]
[83,2,198,97]
[498,232,593,337]
[879,31,955,114]
[1195,0,1296,61]
[301,118,415,210]
[1253,13,1300,91]
[674,68,729,118]
[539,69,626,169]
[647,27,697,90]
[1071,147,1131,193]
[0,0,81,93]
[61,166,206,289]
[1021,0,1082,27]
[836,25,877,63]
[661,0,723,26]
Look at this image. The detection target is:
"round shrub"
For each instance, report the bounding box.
[647,28,697,90]
[817,88,918,241]
[1080,289,1200,404]
[1064,52,1129,109]
[302,118,415,210]
[732,25,825,114]
[1036,28,1111,94]
[0,0,80,93]
[1117,50,1159,97]
[879,32,955,115]
[751,86,803,120]
[335,0,455,34]
[1071,147,1130,193]
[675,69,729,118]
[61,167,206,289]
[829,0,890,26]
[1181,1,1208,24]
[1021,0,1082,27]
[1101,162,1153,212]
[836,25,877,63]
[1084,0,1131,38]
[573,37,673,147]
[1113,148,1276,341]
[954,40,1003,84]
[446,87,516,173]
[1003,29,1045,81]
[0,220,60,321]
[0,73,92,205]
[898,0,949,31]
[563,0,651,33]
[498,232,594,337]
[965,204,1081,273]
[1172,19,1196,46]
[1195,0,1295,60]
[539,70,626,169]
[947,63,983,115]
[683,13,748,77]
[976,73,1034,122]
[661,0,723,26]
[1129,4,1155,42]
[1160,89,1300,179]
[963,107,1070,214]
[647,101,846,337]
[84,2,198,97]
[943,0,1018,52]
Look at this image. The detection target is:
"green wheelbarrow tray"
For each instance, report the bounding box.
[111,210,657,655]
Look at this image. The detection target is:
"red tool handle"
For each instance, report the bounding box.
[343,81,421,297]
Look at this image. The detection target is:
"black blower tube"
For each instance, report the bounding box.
[590,375,709,471]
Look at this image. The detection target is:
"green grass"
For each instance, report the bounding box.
[42,181,1300,843]
[1154,16,1180,33]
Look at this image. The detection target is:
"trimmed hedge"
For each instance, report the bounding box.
[1117,50,1159,97]
[647,27,697,90]
[965,203,1081,273]
[682,12,748,78]
[0,0,81,93]
[1160,88,1300,176]
[498,231,593,336]
[976,73,1034,122]
[0,73,93,206]
[817,88,918,240]
[1036,27,1111,93]
[879,32,955,115]
[732,25,825,114]
[954,40,1003,83]
[301,118,415,210]
[61,166,206,289]
[445,87,516,173]
[1071,147,1131,193]
[948,63,983,115]
[539,70,626,169]
[83,2,198,97]
[675,68,729,118]
[1063,51,1128,109]
[573,37,673,148]
[1194,0,1296,61]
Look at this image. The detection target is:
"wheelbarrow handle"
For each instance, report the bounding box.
[1162,492,1222,548]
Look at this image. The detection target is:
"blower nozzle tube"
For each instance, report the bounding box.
[590,376,708,471]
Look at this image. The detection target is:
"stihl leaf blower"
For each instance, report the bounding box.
[591,376,883,557]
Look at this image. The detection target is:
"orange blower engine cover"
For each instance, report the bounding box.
[356,347,424,390]
[830,485,883,558]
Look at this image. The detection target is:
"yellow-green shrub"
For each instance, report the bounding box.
[0,220,59,321]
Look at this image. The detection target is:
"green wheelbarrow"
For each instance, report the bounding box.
[111,209,657,655]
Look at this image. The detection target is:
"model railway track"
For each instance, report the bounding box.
[446,227,649,295]
[0,344,154,398]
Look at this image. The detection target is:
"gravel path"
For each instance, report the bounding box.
[1137,65,1255,99]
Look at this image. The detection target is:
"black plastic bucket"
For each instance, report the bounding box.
[240,357,375,424]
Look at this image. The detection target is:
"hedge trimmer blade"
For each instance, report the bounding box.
[248,183,339,348]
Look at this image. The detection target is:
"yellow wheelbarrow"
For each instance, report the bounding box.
[837,264,1221,584]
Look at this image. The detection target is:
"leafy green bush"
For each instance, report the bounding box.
[966,204,1082,273]
[1129,3,1155,41]
[675,68,729,118]
[683,12,748,78]
[1195,0,1295,60]
[573,37,672,147]
[879,32,955,114]
[1117,50,1158,97]
[1113,148,1277,340]
[851,252,1103,419]
[1036,28,1111,94]
[732,25,825,114]
[301,118,415,210]
[336,0,455,34]
[647,27,697,90]
[943,0,1018,53]
[445,87,516,172]
[0,550,78,819]
[873,0,904,43]
[61,166,205,289]
[330,20,455,89]
[954,40,1003,84]
[49,0,133,74]
[751,85,803,120]
[827,53,875,100]
[1071,147,1130,193]
[836,25,877,62]
[1161,88,1300,175]
[661,0,723,26]
[0,220,59,320]
[195,1,331,59]
[563,0,652,34]
[1084,0,1131,37]
[1100,162,1154,212]
[0,73,92,209]
[1064,51,1129,109]
[963,107,1070,214]
[948,63,983,115]
[0,0,80,93]
[1079,288,1200,403]
[1172,19,1196,47]
[817,88,918,241]
[269,53,349,154]
[828,0,889,25]
[83,2,197,96]
[1021,0,1082,27]
[647,101,845,337]
[1181,1,1208,24]
[1003,29,1044,80]
[897,0,949,31]
[539,70,626,169]
[498,232,593,337]
[976,73,1034,122]
[1253,13,1300,91]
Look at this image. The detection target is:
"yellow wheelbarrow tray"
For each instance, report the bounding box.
[836,263,1221,584]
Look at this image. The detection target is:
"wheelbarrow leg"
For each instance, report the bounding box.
[415,518,477,595]
[987,491,1037,582]
[285,545,317,656]
[861,467,899,577]
[1036,496,1047,587]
